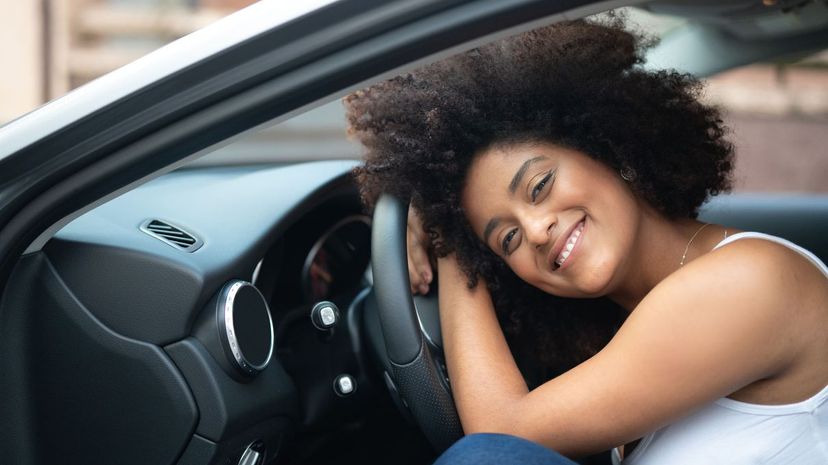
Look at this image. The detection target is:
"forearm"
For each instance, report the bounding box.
[436,255,644,457]
[437,254,529,433]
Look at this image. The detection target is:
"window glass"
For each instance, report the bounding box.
[704,52,828,193]
[0,0,254,123]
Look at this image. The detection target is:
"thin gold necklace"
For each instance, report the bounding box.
[680,223,710,266]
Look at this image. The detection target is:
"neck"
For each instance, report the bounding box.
[607,207,709,312]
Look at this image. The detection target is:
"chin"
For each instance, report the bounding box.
[550,284,607,299]
[551,263,617,298]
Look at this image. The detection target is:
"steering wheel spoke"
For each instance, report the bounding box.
[371,194,463,452]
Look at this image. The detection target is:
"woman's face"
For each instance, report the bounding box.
[462,141,643,298]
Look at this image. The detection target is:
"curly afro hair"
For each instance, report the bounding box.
[345,16,733,382]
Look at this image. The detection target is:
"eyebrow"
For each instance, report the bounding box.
[508,156,546,194]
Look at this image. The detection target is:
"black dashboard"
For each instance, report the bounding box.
[48,160,364,343]
[1,160,415,465]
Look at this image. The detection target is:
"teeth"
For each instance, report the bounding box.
[554,221,584,268]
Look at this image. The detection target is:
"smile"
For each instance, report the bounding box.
[552,220,585,270]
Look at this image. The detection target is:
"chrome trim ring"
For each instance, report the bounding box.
[220,280,274,375]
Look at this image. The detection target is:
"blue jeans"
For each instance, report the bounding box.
[434,433,578,465]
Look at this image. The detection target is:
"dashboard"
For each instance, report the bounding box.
[8,160,402,465]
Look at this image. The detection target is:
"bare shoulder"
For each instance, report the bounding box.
[647,235,825,319]
[623,235,828,381]
[703,235,826,283]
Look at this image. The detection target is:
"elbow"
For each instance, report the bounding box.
[461,421,514,437]
[459,424,581,460]
[458,401,528,438]
[460,421,574,458]
[458,404,580,459]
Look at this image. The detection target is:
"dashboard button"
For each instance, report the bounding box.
[310,301,340,330]
[334,374,357,396]
[320,306,336,326]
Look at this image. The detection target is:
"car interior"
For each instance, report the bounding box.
[0,1,825,465]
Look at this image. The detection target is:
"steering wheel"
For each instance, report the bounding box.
[371,194,463,452]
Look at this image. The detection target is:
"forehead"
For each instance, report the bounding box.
[469,142,545,176]
[464,141,560,191]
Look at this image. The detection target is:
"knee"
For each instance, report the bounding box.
[433,433,574,465]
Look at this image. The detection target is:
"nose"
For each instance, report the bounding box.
[522,211,556,249]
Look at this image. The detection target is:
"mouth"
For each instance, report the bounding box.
[550,219,585,271]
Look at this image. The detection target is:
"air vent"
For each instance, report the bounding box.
[140,219,203,252]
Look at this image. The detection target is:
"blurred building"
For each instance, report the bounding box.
[704,62,828,192]
[1,2,826,193]
[2,0,254,122]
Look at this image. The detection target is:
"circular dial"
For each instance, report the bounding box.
[218,280,274,376]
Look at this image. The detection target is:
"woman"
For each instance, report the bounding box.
[345,17,828,464]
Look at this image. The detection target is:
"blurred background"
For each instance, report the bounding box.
[2,0,826,193]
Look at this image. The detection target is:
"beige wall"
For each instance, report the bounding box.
[0,1,44,122]
[0,0,245,124]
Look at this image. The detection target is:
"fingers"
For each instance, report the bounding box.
[408,260,431,295]
[407,206,433,295]
[408,235,433,294]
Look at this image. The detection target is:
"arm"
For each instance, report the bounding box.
[437,240,801,457]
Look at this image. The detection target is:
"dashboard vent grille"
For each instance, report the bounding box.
[140,219,203,252]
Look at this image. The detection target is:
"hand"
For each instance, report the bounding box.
[407,206,433,295]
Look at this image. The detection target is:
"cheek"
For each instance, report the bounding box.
[504,253,568,295]
[503,253,543,283]
[505,238,620,298]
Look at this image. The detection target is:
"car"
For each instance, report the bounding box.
[0,1,826,464]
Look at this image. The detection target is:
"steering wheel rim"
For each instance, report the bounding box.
[371,194,463,452]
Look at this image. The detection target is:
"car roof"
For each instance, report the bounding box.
[644,1,828,76]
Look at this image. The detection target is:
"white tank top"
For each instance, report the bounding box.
[613,232,828,465]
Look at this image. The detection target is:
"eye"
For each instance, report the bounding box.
[501,228,518,255]
[531,170,555,202]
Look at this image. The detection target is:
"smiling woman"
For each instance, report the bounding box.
[348,16,733,375]
[347,14,828,465]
